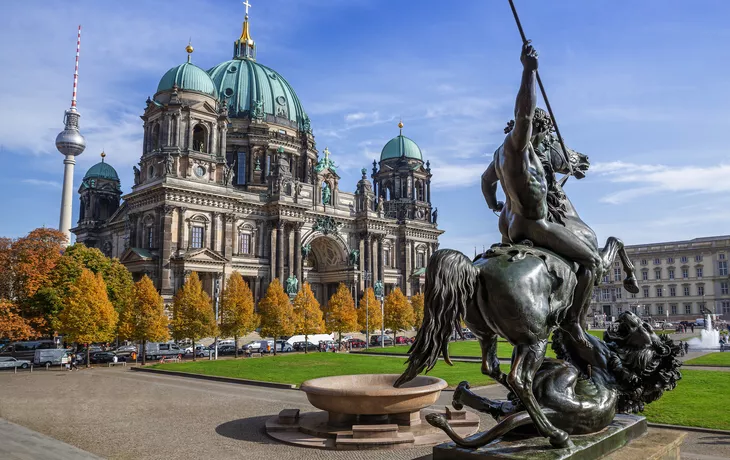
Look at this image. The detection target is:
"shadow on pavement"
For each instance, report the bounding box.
[216,415,276,444]
[698,434,730,446]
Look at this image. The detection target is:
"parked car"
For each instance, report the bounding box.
[115,345,137,353]
[216,345,237,355]
[292,341,318,352]
[0,340,58,360]
[193,345,211,357]
[143,342,185,360]
[348,338,367,349]
[274,340,293,353]
[370,335,393,346]
[0,357,31,369]
[34,348,70,367]
[244,340,273,353]
[90,352,124,364]
[395,336,410,345]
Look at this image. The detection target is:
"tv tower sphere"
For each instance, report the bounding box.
[56,108,86,156]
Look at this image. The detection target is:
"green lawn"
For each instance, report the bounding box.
[641,370,730,430]
[152,352,505,388]
[684,352,730,367]
[361,340,559,359]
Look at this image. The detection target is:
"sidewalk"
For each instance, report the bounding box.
[0,418,101,460]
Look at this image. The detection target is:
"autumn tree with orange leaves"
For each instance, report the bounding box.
[324,282,358,344]
[258,279,295,355]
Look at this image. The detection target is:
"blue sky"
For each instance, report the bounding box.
[0,0,727,255]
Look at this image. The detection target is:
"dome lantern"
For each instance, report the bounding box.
[234,1,256,61]
[380,121,423,162]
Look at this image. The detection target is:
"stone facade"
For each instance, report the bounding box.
[590,235,730,325]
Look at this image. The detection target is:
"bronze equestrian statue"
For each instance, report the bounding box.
[395,42,680,449]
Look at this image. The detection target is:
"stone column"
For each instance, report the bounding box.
[363,233,371,281]
[177,207,187,253]
[286,224,294,278]
[211,212,219,253]
[294,222,303,285]
[377,235,385,283]
[224,213,235,259]
[427,181,431,204]
[269,223,276,281]
[160,205,175,294]
[276,221,285,283]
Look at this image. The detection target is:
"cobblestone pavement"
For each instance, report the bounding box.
[1,367,728,460]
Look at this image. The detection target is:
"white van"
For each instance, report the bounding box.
[286,334,334,345]
[34,349,69,367]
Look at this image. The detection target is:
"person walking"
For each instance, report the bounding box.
[684,342,689,355]
[70,353,79,371]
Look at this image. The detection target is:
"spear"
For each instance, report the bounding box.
[507,0,573,179]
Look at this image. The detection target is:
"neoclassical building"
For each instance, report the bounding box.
[72,12,442,306]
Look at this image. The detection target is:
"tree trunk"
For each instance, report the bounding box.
[142,339,147,365]
[86,344,90,368]
[192,339,196,361]
[305,332,308,354]
[234,335,239,358]
[393,331,397,347]
[273,334,277,356]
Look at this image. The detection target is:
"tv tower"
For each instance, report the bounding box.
[56,25,86,247]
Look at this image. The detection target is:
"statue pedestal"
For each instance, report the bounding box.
[433,415,683,460]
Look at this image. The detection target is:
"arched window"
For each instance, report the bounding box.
[151,124,160,151]
[193,124,206,152]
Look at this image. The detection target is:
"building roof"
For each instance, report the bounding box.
[83,158,119,181]
[157,62,218,97]
[207,59,309,130]
[380,134,423,162]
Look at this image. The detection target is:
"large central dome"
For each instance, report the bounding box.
[207,59,309,130]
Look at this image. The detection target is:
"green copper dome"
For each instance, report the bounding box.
[380,134,423,161]
[157,62,218,97]
[84,160,119,181]
[207,59,310,131]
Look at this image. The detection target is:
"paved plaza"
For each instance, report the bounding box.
[0,366,729,460]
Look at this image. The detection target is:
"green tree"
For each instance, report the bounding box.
[411,293,425,330]
[324,282,358,344]
[171,272,217,361]
[258,279,294,355]
[219,272,259,358]
[118,276,169,365]
[384,287,414,344]
[58,269,119,366]
[357,287,382,344]
[292,283,324,353]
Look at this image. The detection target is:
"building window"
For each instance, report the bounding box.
[615,288,622,300]
[698,302,706,311]
[682,268,689,279]
[617,306,623,314]
[193,125,207,152]
[654,258,660,265]
[151,123,160,151]
[723,301,730,315]
[719,260,728,276]
[602,289,610,301]
[668,268,675,280]
[631,293,636,299]
[654,269,661,280]
[696,254,703,262]
[146,227,154,249]
[696,267,703,278]
[721,281,729,295]
[416,252,425,269]
[697,285,705,296]
[657,305,664,315]
[656,287,663,297]
[671,304,677,315]
[191,226,204,249]
[603,275,610,284]
[613,268,621,282]
[643,287,650,298]
[721,254,727,260]
[681,256,688,263]
[237,151,247,185]
[683,286,690,296]
[631,305,638,314]
[667,257,674,264]
[641,259,648,266]
[642,271,648,281]
[669,286,676,297]
[685,304,692,315]
[239,233,251,254]
[384,248,391,267]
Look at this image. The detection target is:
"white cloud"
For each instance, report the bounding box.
[344,111,374,122]
[430,162,488,189]
[21,179,61,189]
[593,161,730,204]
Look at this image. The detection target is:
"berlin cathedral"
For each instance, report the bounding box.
[72,11,442,306]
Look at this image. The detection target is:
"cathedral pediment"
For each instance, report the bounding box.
[120,247,158,263]
[183,248,228,264]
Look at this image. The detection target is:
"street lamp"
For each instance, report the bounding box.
[374,280,385,348]
[212,277,221,361]
[363,270,371,350]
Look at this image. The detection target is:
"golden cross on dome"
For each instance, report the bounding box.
[243,0,252,16]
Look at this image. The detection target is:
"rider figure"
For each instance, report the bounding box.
[481,41,601,348]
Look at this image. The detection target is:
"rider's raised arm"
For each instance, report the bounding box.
[506,42,538,154]
[481,159,502,211]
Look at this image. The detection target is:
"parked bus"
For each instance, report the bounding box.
[0,340,58,361]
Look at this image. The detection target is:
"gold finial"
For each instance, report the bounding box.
[100,151,106,162]
[240,1,253,44]
[398,120,404,134]
[186,39,194,63]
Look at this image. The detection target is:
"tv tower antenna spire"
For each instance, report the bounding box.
[56,25,87,247]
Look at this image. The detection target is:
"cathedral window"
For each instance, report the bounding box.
[191,226,204,249]
[193,125,207,152]
[239,233,251,255]
[151,123,160,151]
[146,227,154,249]
[384,248,391,267]
[237,151,247,185]
[416,252,426,269]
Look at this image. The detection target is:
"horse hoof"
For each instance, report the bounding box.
[549,431,571,449]
[623,277,640,294]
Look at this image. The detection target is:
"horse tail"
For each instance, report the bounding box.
[426,410,538,448]
[395,249,479,387]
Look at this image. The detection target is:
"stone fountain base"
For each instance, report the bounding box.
[266,407,480,450]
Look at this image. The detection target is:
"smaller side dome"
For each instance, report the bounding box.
[84,160,119,182]
[380,135,423,161]
[157,62,218,97]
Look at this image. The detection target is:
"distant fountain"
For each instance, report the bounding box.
[688,311,720,350]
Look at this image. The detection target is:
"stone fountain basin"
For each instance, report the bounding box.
[300,374,447,416]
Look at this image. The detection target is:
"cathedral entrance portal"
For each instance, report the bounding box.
[303,235,353,307]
